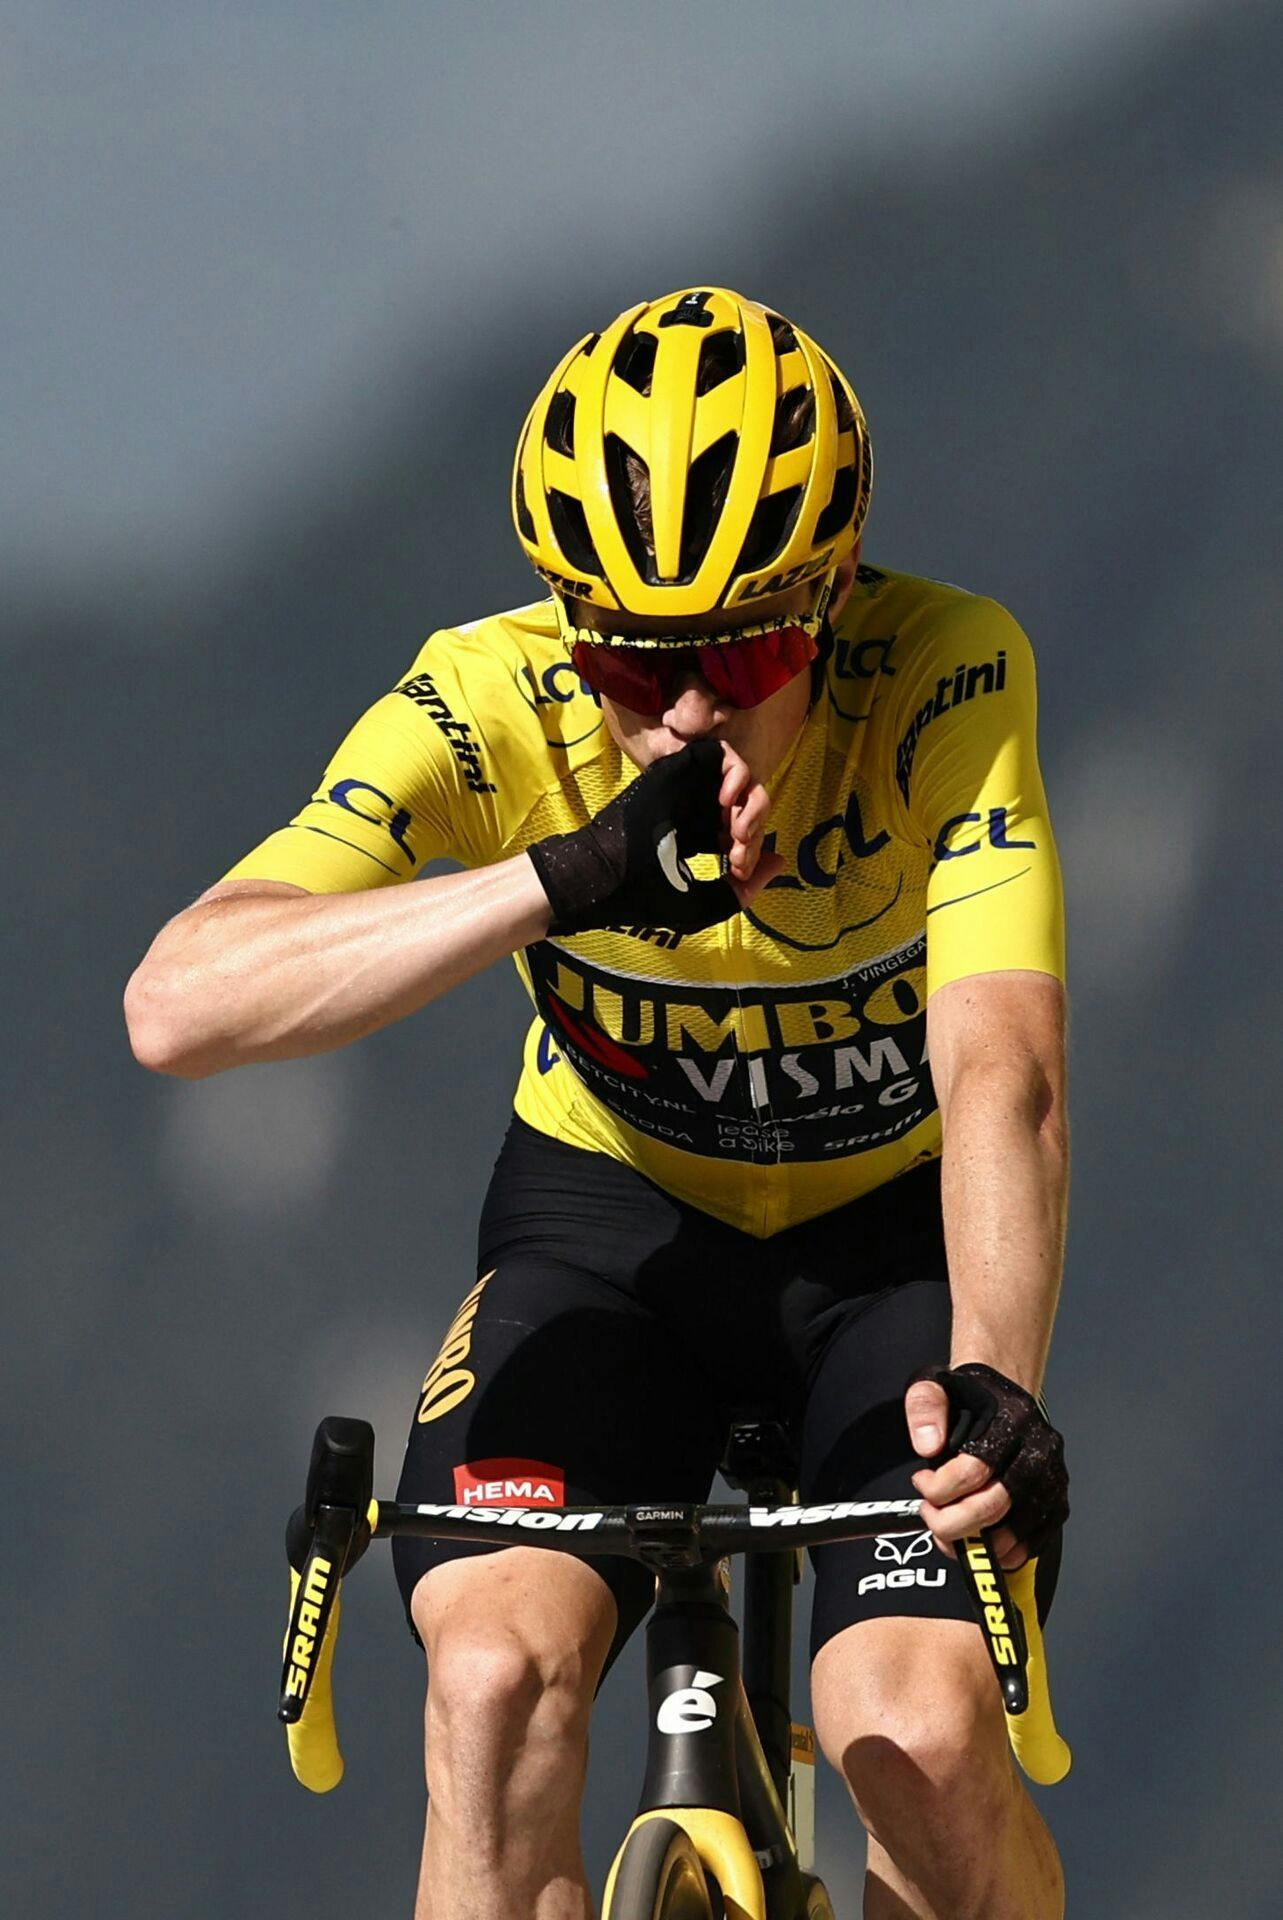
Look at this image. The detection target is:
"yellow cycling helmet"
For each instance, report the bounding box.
[512,287,872,618]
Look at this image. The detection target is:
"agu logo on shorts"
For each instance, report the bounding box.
[858,1530,946,1595]
[452,1458,566,1506]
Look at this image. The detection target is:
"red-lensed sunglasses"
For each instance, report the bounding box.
[570,623,819,713]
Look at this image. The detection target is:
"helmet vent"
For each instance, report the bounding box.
[604,434,656,578]
[829,368,856,432]
[813,464,858,545]
[680,432,739,581]
[695,330,745,394]
[615,329,658,396]
[514,468,536,542]
[545,390,576,456]
[770,387,814,454]
[736,485,803,576]
[766,314,799,355]
[547,489,602,577]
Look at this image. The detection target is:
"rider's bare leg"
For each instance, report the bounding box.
[411,1548,617,1920]
[811,1616,1064,1920]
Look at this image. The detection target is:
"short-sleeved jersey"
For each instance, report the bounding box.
[223,564,1064,1236]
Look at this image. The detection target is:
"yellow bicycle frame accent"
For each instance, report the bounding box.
[602,1808,766,1920]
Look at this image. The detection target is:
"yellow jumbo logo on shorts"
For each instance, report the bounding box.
[417,1271,494,1424]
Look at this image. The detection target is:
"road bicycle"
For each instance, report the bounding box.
[280,1416,1069,1918]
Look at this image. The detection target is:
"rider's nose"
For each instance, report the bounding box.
[663,673,721,737]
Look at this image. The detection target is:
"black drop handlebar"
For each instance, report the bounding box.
[279,1417,1070,1793]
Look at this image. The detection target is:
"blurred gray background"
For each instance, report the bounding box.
[6,3,1281,1914]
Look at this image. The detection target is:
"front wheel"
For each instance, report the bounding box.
[800,1872,836,1918]
[603,1817,715,1919]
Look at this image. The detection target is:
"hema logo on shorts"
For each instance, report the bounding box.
[858,1530,946,1596]
[452,1458,566,1506]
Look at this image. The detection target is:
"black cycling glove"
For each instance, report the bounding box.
[915,1361,1070,1556]
[528,739,741,935]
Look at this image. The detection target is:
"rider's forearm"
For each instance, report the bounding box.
[937,1059,1069,1396]
[124,856,552,1078]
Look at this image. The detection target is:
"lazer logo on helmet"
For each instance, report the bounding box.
[740,550,836,602]
[453,1459,565,1507]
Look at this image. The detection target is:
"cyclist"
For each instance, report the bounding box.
[126,287,1070,1919]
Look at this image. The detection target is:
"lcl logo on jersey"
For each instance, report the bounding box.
[858,1530,947,1596]
[825,634,897,722]
[744,785,908,955]
[512,660,602,748]
[657,1669,725,1735]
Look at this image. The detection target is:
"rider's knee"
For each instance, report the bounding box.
[418,1591,599,1762]
[814,1624,1010,1824]
[435,1625,594,1736]
[840,1688,1005,1821]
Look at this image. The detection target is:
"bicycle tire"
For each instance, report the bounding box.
[604,1817,716,1919]
[799,1872,836,1918]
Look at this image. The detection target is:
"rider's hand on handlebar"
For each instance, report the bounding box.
[904,1366,1069,1572]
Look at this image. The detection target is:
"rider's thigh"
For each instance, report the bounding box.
[413,1545,618,1741]
[810,1614,1008,1804]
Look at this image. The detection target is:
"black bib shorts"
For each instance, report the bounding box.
[393,1117,1060,1666]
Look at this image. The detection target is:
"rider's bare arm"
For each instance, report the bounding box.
[123,860,552,1080]
[125,736,771,1081]
[927,967,1068,1392]
[907,968,1068,1560]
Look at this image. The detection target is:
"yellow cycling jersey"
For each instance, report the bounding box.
[223,564,1064,1236]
